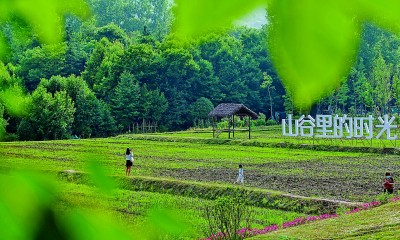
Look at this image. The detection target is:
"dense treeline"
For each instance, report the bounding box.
[0,1,399,141]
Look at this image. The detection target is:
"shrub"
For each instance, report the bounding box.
[217,120,229,129]
[3,133,19,142]
[267,119,277,126]
[376,192,391,204]
[253,113,267,126]
[203,193,254,239]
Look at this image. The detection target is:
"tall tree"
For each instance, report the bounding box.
[189,58,221,103]
[0,104,7,140]
[372,53,392,115]
[188,97,214,127]
[74,91,117,138]
[81,38,125,100]
[261,72,275,120]
[94,23,129,43]
[336,79,350,114]
[119,43,159,88]
[283,87,294,115]
[163,88,188,130]
[18,87,75,140]
[87,0,172,39]
[139,84,168,124]
[16,43,66,91]
[110,71,140,132]
[392,65,400,112]
[39,75,116,138]
[347,63,367,115]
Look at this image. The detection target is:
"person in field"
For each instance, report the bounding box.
[383,171,395,194]
[236,164,244,185]
[125,148,134,176]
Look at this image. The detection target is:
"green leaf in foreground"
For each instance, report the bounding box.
[0,85,31,117]
[147,207,188,237]
[0,172,58,239]
[357,0,400,33]
[267,0,362,109]
[172,0,266,38]
[64,211,133,240]
[12,0,90,44]
[86,155,116,195]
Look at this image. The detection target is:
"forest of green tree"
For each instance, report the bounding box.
[1,0,400,141]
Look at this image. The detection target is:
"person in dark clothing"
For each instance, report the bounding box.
[383,171,395,194]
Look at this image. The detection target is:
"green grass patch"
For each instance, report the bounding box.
[55,179,304,239]
[257,200,400,239]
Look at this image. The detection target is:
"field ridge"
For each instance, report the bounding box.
[58,170,363,214]
[116,134,400,155]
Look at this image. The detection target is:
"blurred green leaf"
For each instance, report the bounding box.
[86,155,116,195]
[0,171,130,240]
[0,1,9,22]
[172,0,266,38]
[267,0,361,109]
[12,0,90,44]
[0,172,57,239]
[357,0,400,33]
[64,210,133,240]
[147,207,188,237]
[0,85,31,117]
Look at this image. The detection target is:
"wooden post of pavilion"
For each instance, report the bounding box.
[248,115,251,139]
[212,116,215,138]
[228,116,231,139]
[232,115,235,138]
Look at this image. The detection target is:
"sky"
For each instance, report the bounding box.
[235,7,267,29]
[168,0,267,29]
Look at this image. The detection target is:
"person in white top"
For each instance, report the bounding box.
[125,148,134,176]
[236,164,244,185]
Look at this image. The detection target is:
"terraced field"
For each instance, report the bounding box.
[1,128,399,239]
[2,132,397,201]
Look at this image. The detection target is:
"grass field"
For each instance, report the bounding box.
[1,126,399,239]
[158,125,400,149]
[2,131,396,201]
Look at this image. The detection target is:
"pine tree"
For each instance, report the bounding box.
[110,71,140,132]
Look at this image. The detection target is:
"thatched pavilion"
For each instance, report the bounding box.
[208,103,258,139]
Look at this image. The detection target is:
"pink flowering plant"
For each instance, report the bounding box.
[203,196,400,239]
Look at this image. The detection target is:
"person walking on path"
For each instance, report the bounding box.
[383,171,395,194]
[236,164,244,185]
[125,148,134,176]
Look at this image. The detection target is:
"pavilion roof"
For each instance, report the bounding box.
[208,103,258,119]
